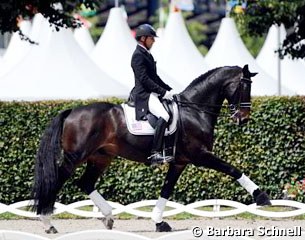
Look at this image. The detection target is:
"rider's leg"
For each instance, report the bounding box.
[148,94,172,164]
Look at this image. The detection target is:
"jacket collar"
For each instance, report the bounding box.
[137,43,150,53]
[136,44,154,62]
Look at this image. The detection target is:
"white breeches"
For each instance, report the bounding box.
[148,93,170,122]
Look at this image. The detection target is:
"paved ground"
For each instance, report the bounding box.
[0,218,305,239]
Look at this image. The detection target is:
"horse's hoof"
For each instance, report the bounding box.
[156,221,172,232]
[101,216,114,230]
[45,226,58,234]
[255,190,272,206]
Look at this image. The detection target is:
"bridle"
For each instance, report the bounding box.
[229,76,252,119]
[174,75,252,119]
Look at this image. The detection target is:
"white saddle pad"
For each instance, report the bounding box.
[122,102,179,136]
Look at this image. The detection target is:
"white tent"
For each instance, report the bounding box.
[205,17,293,96]
[151,11,209,90]
[74,25,95,54]
[91,7,182,93]
[30,13,52,43]
[151,27,165,58]
[0,14,57,77]
[0,47,5,56]
[256,24,305,95]
[0,14,128,101]
[0,19,32,77]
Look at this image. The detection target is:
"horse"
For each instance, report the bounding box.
[32,65,271,233]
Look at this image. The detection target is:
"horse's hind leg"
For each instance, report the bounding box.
[39,215,58,234]
[40,162,75,233]
[193,151,271,206]
[76,156,114,229]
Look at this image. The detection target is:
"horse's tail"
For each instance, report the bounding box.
[31,109,72,215]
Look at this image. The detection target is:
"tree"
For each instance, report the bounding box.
[232,0,305,59]
[0,0,101,33]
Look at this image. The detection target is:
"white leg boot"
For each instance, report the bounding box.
[89,190,114,229]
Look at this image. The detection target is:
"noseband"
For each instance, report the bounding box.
[229,77,252,117]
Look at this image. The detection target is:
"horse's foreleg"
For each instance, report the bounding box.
[193,151,271,206]
[152,163,186,232]
[76,157,114,229]
[237,174,271,205]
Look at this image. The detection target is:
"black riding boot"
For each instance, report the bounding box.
[148,118,173,165]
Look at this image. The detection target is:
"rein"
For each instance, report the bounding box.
[174,98,227,117]
[173,76,252,118]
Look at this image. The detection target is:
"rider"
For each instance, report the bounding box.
[129,24,173,165]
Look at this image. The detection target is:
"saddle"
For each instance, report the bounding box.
[122,99,178,136]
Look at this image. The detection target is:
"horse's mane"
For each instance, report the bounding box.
[183,66,242,94]
[183,67,222,92]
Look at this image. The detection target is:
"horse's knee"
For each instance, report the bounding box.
[193,152,242,179]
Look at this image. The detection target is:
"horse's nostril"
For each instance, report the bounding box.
[240,118,249,125]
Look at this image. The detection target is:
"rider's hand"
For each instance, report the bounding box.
[163,91,173,100]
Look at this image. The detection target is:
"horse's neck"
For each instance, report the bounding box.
[180,80,225,112]
[179,77,226,134]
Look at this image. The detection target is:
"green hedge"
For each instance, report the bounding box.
[0,97,304,205]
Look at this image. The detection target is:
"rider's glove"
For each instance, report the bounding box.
[163,91,173,100]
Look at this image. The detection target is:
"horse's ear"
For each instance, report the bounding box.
[242,64,257,78]
[250,72,258,77]
[242,64,249,73]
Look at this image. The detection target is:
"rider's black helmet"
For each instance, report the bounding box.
[135,24,157,40]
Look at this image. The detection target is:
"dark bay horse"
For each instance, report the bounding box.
[32,65,271,233]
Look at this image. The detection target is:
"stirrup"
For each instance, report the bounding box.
[148,152,174,166]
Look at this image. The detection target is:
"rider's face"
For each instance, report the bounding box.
[144,36,155,50]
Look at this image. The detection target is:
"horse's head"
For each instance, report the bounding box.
[225,65,257,126]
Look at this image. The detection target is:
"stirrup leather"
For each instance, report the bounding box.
[148,152,174,165]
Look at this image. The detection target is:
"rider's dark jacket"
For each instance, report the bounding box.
[129,44,172,120]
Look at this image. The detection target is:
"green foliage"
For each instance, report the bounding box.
[234,22,265,58]
[89,23,103,43]
[0,1,102,34]
[214,97,305,203]
[186,20,208,55]
[232,0,305,59]
[0,97,304,205]
[241,35,264,58]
